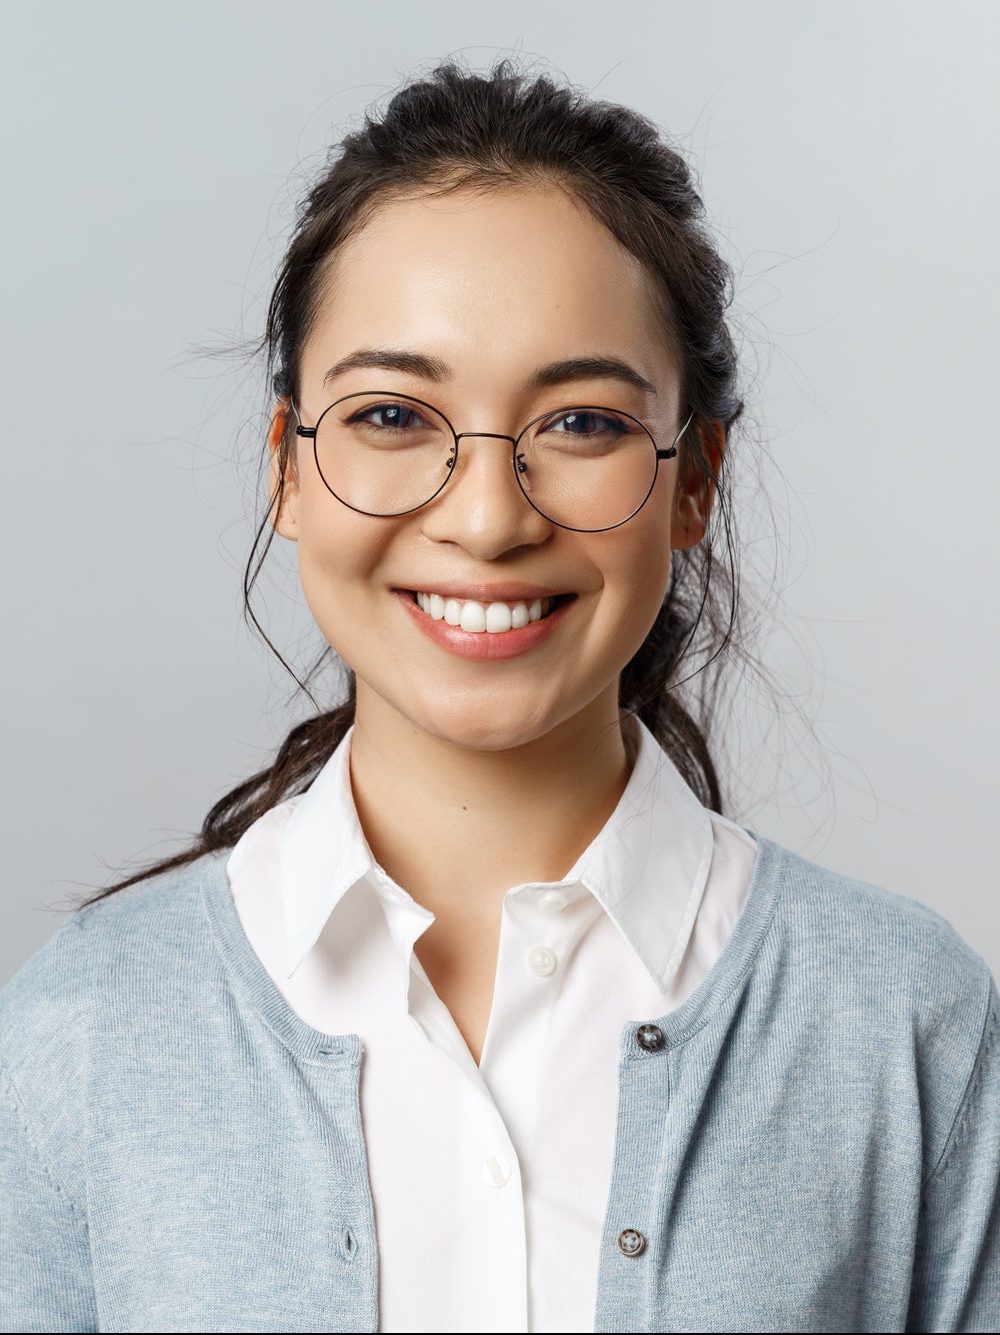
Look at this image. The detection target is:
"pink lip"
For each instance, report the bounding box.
[391,581,569,602]
[394,589,576,661]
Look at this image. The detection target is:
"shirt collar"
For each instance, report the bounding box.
[279,717,714,993]
[278,721,373,980]
[557,716,714,992]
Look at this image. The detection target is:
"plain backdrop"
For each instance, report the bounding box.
[3,0,998,985]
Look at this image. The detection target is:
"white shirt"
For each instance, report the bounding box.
[226,717,758,1334]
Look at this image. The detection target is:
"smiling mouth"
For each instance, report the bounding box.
[403,590,576,634]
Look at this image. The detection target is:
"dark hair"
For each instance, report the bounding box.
[74,56,761,910]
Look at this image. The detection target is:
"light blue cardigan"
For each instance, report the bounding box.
[2,832,999,1333]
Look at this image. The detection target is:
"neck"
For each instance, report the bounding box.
[348,683,634,922]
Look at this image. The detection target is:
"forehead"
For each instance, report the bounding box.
[304,183,679,396]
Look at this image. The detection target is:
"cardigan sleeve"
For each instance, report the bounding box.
[906,969,1000,1332]
[0,1060,97,1333]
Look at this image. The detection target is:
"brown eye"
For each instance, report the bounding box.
[541,411,630,437]
[346,402,429,431]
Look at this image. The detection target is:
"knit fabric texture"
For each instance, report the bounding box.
[2,832,999,1333]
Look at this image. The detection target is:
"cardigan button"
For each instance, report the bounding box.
[617,1228,647,1257]
[635,1023,665,1052]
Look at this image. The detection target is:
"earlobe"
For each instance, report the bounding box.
[671,489,707,550]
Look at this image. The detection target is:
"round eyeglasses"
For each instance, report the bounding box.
[288,391,694,533]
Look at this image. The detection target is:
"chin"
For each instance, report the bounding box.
[400,690,572,754]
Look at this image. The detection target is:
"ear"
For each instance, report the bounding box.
[670,419,726,551]
[268,401,301,540]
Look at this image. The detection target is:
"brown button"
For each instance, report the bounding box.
[617,1228,646,1257]
[635,1023,665,1052]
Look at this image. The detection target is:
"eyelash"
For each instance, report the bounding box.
[345,403,630,436]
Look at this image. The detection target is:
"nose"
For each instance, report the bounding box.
[418,430,553,557]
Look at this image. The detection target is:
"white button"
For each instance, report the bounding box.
[537,890,568,912]
[527,945,557,977]
[483,1154,511,1188]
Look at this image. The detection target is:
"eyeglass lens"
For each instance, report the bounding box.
[311,391,663,531]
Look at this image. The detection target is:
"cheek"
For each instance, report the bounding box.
[293,479,386,657]
[592,494,674,646]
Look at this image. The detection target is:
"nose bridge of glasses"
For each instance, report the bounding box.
[447,430,525,497]
[449,430,523,482]
[453,430,519,446]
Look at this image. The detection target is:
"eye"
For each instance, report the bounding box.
[541,410,630,437]
[346,401,428,431]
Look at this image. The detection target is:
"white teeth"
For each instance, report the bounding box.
[485,602,511,633]
[459,601,487,633]
[412,593,556,633]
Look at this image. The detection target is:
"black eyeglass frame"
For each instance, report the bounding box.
[288,391,695,534]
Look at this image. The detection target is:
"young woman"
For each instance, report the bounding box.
[3,59,998,1334]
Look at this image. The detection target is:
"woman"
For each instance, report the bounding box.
[2,59,998,1334]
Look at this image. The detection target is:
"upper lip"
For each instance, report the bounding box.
[395,582,574,603]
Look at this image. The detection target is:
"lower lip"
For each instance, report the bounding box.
[393,590,577,660]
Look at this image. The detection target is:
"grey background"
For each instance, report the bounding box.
[3,0,997,985]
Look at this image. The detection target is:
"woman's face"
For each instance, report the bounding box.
[270,183,718,752]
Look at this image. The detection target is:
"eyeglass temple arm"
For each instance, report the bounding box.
[656,409,695,460]
[284,398,314,438]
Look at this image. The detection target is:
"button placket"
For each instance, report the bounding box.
[612,1027,660,1267]
[594,1017,671,1326]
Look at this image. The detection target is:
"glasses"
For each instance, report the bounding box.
[288,391,694,533]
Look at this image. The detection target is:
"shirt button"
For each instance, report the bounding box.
[483,1155,511,1188]
[635,1023,665,1052]
[617,1228,647,1257]
[527,945,557,976]
[537,890,568,912]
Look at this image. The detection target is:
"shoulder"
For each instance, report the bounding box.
[0,851,229,1210]
[763,834,992,1004]
[758,834,996,1145]
[0,851,228,1101]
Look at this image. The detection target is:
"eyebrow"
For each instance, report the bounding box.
[321,347,657,396]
